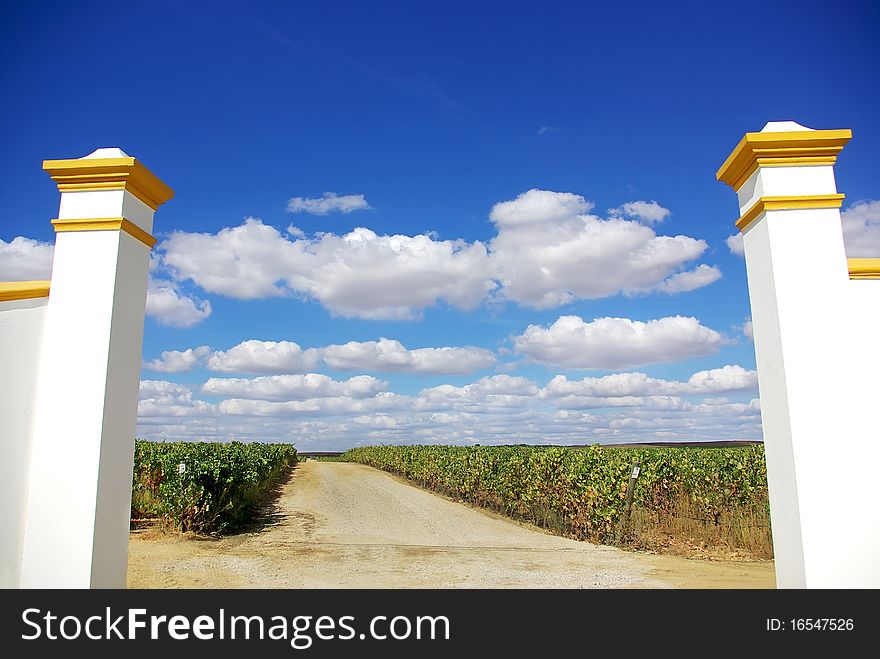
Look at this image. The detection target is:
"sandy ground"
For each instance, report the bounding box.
[128,461,775,589]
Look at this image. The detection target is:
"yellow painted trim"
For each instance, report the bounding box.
[0,281,51,302]
[735,194,846,232]
[51,217,157,248]
[848,258,880,280]
[43,156,174,211]
[717,129,852,191]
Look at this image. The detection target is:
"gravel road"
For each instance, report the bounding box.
[128,461,775,588]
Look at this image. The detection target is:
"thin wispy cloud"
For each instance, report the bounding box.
[243,12,468,112]
[287,192,371,215]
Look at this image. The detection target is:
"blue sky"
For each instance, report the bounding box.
[2,1,878,449]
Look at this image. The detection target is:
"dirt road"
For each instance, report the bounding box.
[128,461,775,588]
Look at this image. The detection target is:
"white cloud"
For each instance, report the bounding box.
[155,337,495,375]
[145,280,212,327]
[136,367,763,448]
[726,233,745,256]
[159,218,494,320]
[286,192,371,215]
[841,200,880,257]
[537,125,559,136]
[692,398,761,416]
[139,379,193,403]
[138,380,216,417]
[551,394,690,411]
[320,338,495,374]
[544,372,683,397]
[156,191,719,319]
[352,414,399,428]
[206,339,321,374]
[608,200,671,224]
[218,391,406,417]
[489,188,593,228]
[543,365,757,399]
[159,218,301,299]
[144,346,211,373]
[513,315,725,369]
[686,364,757,392]
[487,190,716,308]
[202,373,387,401]
[742,317,753,341]
[0,236,54,280]
[636,264,722,295]
[416,375,541,412]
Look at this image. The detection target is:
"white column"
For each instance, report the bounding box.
[0,285,49,588]
[717,121,880,588]
[20,148,173,588]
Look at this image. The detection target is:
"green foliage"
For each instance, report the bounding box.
[132,440,297,533]
[341,444,769,545]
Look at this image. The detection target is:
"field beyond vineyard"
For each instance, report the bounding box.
[132,440,297,533]
[340,444,772,559]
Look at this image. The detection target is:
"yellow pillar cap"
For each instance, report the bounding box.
[43,147,174,211]
[717,123,851,191]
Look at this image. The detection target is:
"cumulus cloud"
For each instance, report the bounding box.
[841,200,880,257]
[0,236,54,280]
[159,218,301,299]
[544,372,683,398]
[145,280,212,327]
[608,200,671,224]
[416,375,541,412]
[286,192,371,215]
[138,380,216,417]
[487,190,716,308]
[513,315,725,369]
[144,346,211,373]
[726,233,745,257]
[202,373,387,401]
[636,264,722,295]
[742,318,753,341]
[139,379,193,402]
[490,189,593,227]
[136,366,763,448]
[551,394,690,411]
[159,218,494,320]
[543,365,757,399]
[686,364,757,392]
[218,392,406,417]
[156,190,718,319]
[320,338,496,374]
[206,340,321,374]
[149,337,496,375]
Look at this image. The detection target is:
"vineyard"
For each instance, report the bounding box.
[132,440,297,533]
[341,444,772,558]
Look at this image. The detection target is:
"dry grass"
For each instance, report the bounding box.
[624,497,773,560]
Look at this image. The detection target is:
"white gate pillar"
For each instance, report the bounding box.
[717,121,880,588]
[20,148,173,588]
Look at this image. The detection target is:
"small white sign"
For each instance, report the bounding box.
[178,463,186,475]
[631,466,640,479]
